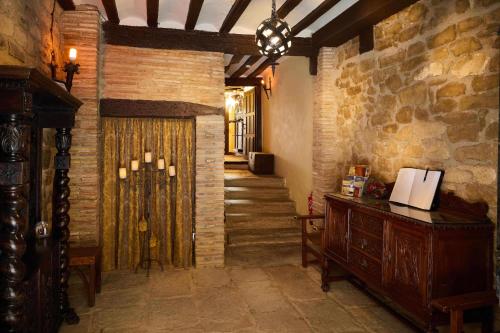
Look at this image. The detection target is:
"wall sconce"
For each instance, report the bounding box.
[261,77,272,100]
[63,48,80,92]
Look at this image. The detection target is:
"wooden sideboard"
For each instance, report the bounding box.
[0,66,82,332]
[323,193,495,332]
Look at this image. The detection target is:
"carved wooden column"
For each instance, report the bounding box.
[52,128,79,325]
[0,113,31,332]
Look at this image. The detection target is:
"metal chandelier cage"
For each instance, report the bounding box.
[255,0,292,66]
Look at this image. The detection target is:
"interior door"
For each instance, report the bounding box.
[243,89,256,155]
[325,200,349,264]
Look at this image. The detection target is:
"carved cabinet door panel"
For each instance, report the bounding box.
[382,220,430,309]
[325,200,349,263]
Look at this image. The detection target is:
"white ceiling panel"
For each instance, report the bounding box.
[230,0,286,35]
[304,0,359,36]
[117,0,147,26]
[158,0,189,29]
[195,0,235,32]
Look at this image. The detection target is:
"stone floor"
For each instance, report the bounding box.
[59,263,500,333]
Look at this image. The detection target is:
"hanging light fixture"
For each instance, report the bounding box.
[255,0,292,76]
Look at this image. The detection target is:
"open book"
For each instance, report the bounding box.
[389,168,443,210]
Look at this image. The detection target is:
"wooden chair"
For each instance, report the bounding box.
[69,243,102,307]
[431,291,498,333]
[294,215,326,268]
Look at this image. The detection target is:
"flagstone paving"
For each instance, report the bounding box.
[60,264,499,333]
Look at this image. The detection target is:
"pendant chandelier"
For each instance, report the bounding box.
[255,0,292,75]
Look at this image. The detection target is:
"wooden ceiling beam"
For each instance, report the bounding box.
[291,0,340,35]
[312,0,418,48]
[101,0,120,24]
[247,58,272,78]
[219,0,251,33]
[103,23,313,56]
[277,0,303,19]
[57,0,76,10]
[225,78,262,87]
[231,56,261,78]
[185,0,204,30]
[225,55,244,73]
[147,0,159,28]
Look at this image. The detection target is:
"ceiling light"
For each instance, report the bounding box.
[255,0,292,76]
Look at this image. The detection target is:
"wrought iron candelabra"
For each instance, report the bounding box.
[118,155,175,276]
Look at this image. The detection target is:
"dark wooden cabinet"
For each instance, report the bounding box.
[0,66,81,332]
[324,200,349,264]
[323,194,494,332]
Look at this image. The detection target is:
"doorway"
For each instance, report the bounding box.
[224,84,262,157]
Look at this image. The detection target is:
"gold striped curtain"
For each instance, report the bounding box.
[102,118,194,271]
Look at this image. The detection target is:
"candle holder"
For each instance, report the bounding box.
[63,48,80,92]
[119,156,170,276]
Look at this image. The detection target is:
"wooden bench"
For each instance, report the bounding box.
[431,291,498,333]
[69,244,102,307]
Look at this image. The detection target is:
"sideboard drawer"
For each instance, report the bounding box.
[350,228,382,260]
[350,248,382,283]
[350,210,383,237]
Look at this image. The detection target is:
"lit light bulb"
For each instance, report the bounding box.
[69,48,77,62]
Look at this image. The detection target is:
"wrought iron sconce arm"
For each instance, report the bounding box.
[261,77,272,100]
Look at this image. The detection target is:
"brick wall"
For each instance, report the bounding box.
[0,0,65,78]
[61,6,101,243]
[103,45,226,267]
[313,0,499,222]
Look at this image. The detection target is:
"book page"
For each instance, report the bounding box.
[389,168,416,205]
[408,170,442,210]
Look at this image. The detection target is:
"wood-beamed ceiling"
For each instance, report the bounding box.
[219,0,252,34]
[65,0,421,78]
[146,0,159,28]
[185,0,204,30]
[101,0,119,25]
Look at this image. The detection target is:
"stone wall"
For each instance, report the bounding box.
[61,6,102,243]
[103,45,226,267]
[0,0,65,78]
[313,0,499,222]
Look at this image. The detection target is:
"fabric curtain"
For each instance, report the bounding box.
[102,118,194,271]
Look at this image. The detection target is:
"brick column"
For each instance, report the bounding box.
[61,5,101,244]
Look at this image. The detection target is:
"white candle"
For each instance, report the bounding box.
[157,158,165,170]
[119,167,127,179]
[144,152,152,163]
[168,165,176,177]
[131,160,139,171]
[69,48,77,62]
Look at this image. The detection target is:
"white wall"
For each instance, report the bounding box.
[261,56,314,214]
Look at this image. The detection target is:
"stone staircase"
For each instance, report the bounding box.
[224,169,301,266]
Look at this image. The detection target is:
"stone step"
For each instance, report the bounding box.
[225,213,298,230]
[224,199,295,214]
[224,175,285,188]
[226,228,301,248]
[224,186,289,200]
[224,164,248,170]
[225,243,301,267]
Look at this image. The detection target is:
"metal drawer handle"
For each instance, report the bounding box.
[360,258,368,268]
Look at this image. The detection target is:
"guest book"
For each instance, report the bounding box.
[389,168,443,210]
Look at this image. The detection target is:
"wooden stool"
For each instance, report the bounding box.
[69,244,102,307]
[431,291,498,333]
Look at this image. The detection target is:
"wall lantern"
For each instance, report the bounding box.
[261,77,272,100]
[255,0,292,76]
[63,48,80,92]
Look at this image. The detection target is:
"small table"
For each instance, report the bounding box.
[69,244,102,307]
